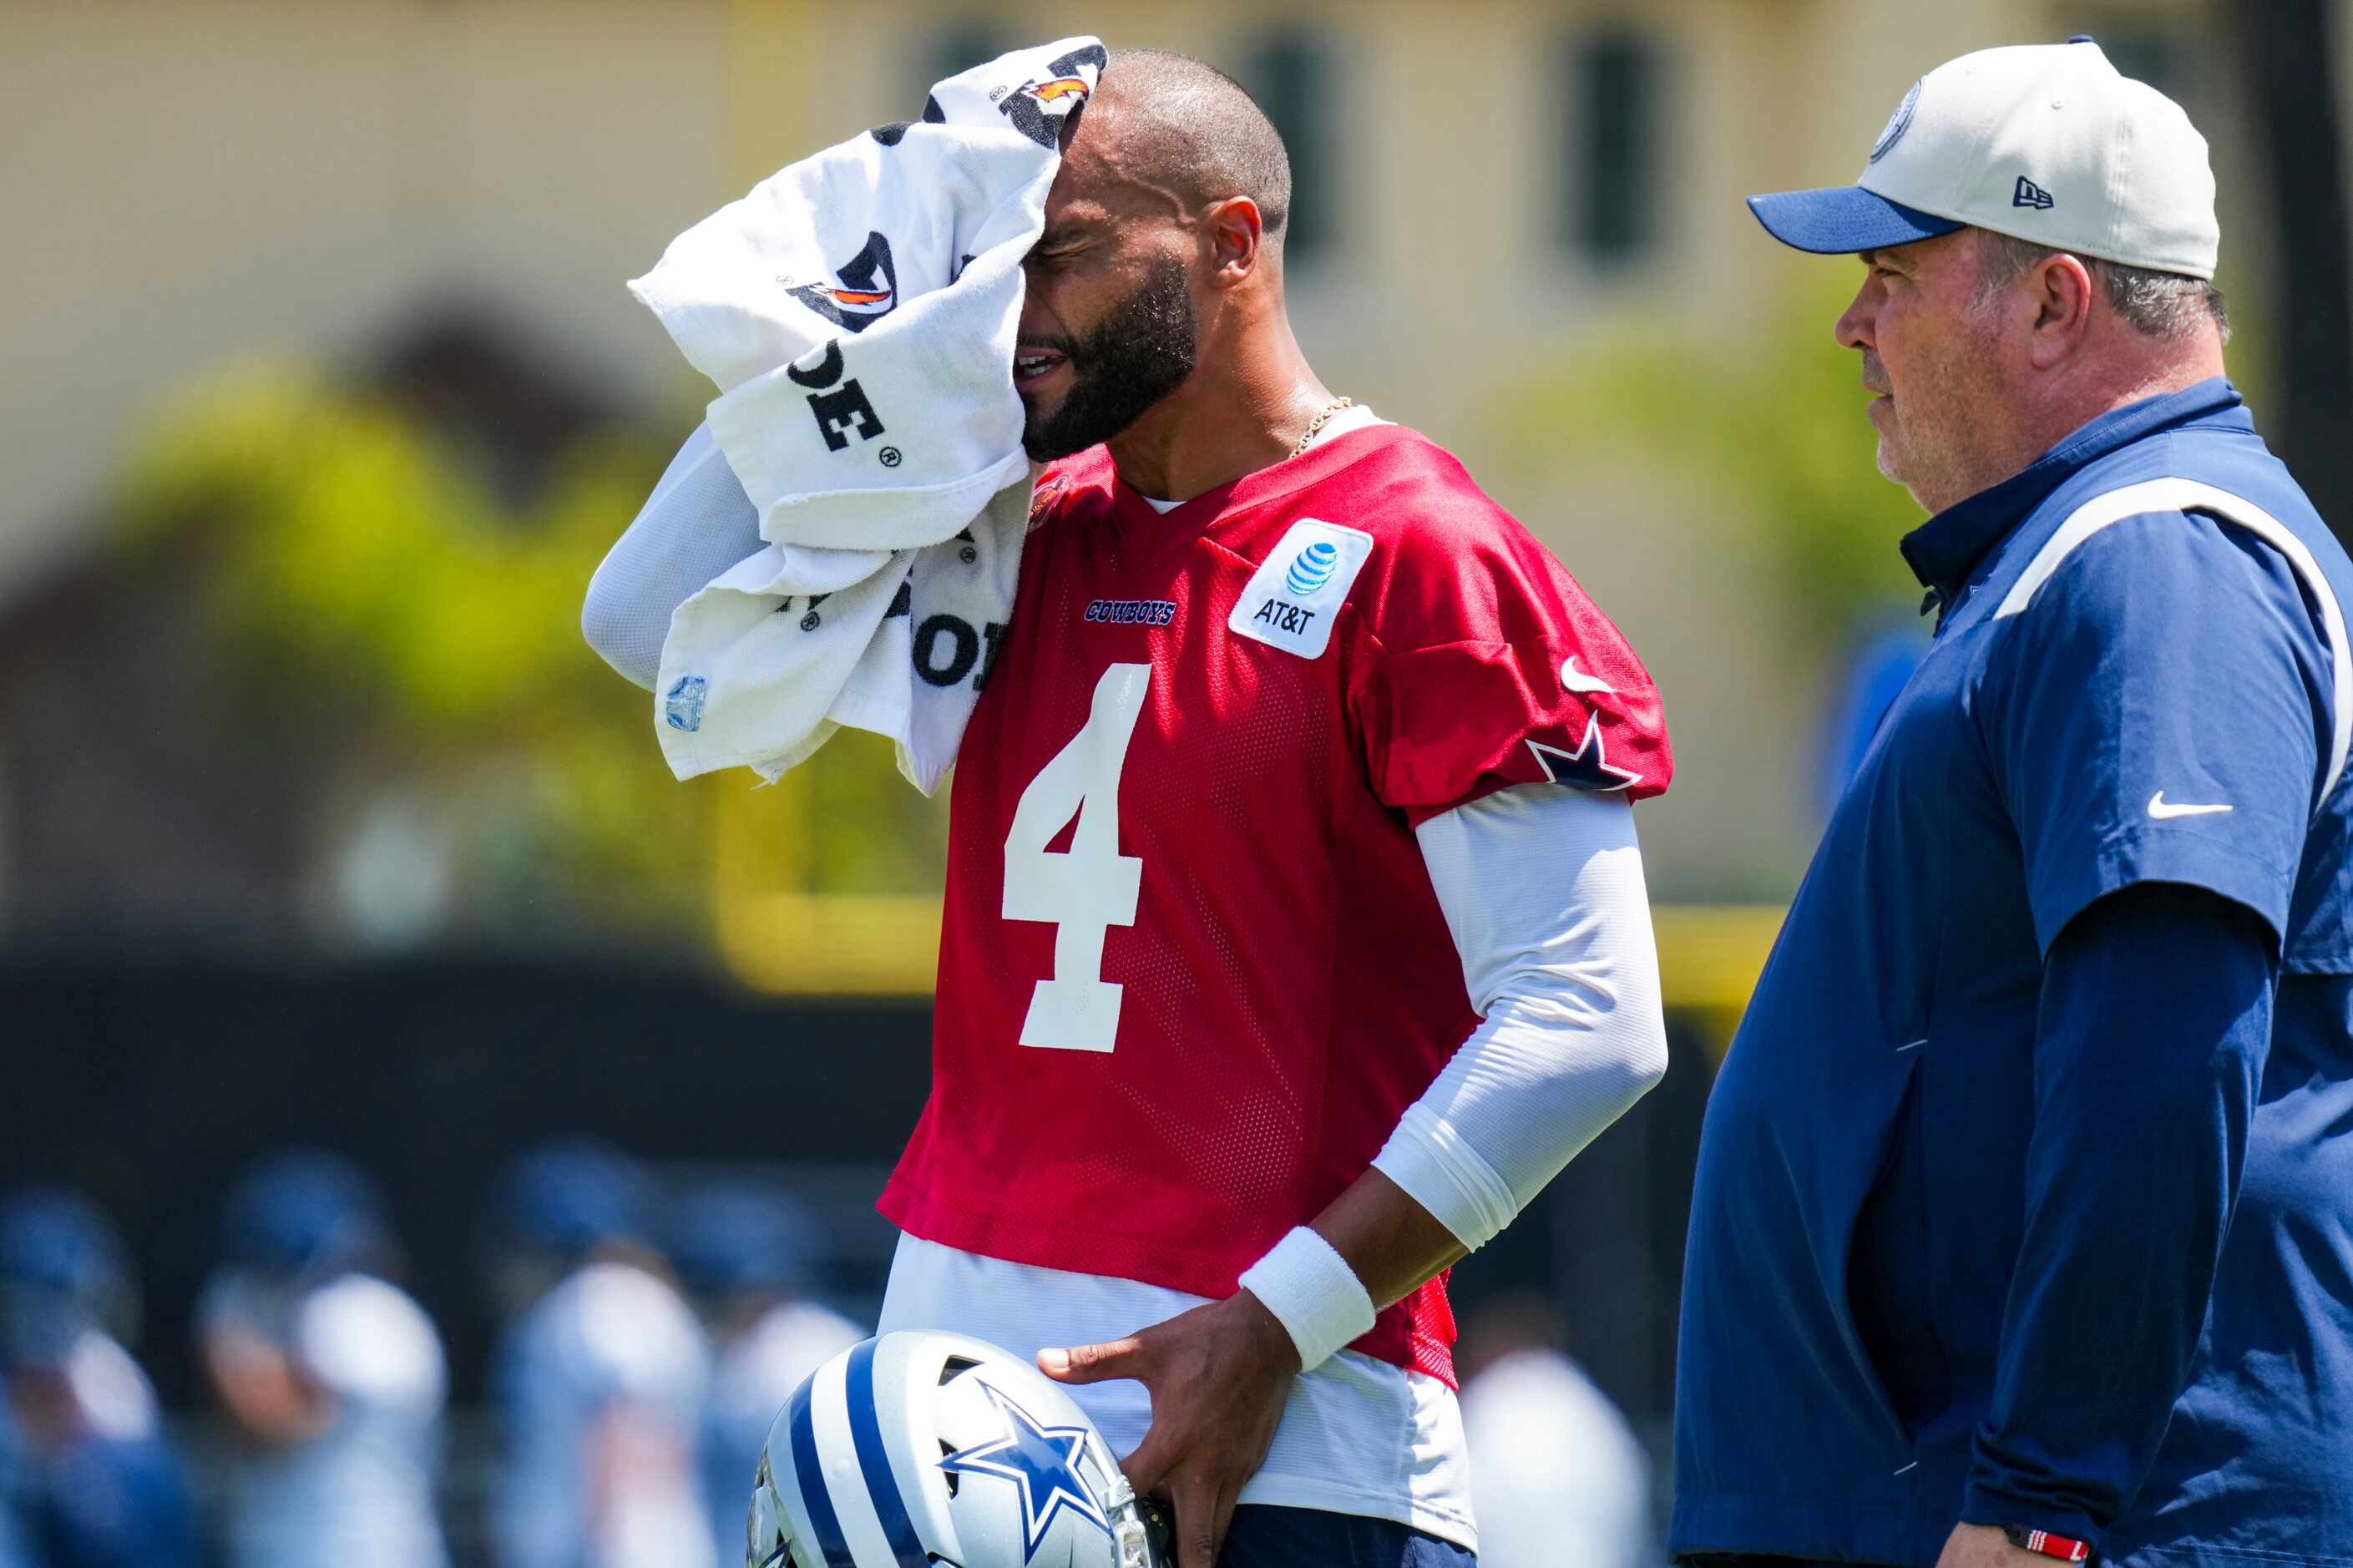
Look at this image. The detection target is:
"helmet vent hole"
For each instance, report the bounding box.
[939,1439,960,1496]
[939,1355,980,1385]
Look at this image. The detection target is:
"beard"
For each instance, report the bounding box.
[1021,257,1200,462]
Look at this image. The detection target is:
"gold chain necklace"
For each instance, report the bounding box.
[1289,396,1354,459]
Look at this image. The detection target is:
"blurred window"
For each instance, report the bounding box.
[922,21,1015,96]
[1238,31,1338,264]
[1563,28,1666,268]
[2092,24,2184,100]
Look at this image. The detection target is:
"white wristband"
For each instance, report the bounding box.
[1235,1226,1378,1373]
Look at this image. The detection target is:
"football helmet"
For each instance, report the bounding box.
[747,1330,1169,1568]
[221,1148,389,1281]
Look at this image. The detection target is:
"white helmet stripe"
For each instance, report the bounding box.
[843,1338,933,1566]
[812,1351,904,1566]
[783,1368,856,1567]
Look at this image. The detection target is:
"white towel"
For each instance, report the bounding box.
[628,37,1105,792]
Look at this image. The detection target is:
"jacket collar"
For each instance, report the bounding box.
[1898,377,2245,607]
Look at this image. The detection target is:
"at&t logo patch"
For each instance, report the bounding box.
[1227,518,1374,660]
[1285,540,1341,596]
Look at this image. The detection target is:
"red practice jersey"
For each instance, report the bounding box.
[878,423,1672,1386]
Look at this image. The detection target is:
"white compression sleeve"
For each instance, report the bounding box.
[581,422,765,691]
[1374,784,1669,1251]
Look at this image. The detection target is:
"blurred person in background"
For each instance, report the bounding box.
[665,1182,864,1555]
[199,1150,450,1568]
[0,1189,195,1568]
[1455,1295,1652,1568]
[488,1140,716,1568]
[1816,620,1927,821]
[0,1412,36,1568]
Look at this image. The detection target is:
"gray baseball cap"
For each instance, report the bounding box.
[1748,38,2220,278]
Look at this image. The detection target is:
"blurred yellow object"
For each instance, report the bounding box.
[1652,904,1787,1055]
[714,847,1784,1059]
[715,889,940,997]
[704,680,1784,1050]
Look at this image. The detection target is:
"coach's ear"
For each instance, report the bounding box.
[1202,196,1266,291]
[2027,250,2097,371]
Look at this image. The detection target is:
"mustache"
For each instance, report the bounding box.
[1860,352,1890,395]
[1020,332,1085,362]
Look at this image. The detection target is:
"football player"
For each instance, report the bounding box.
[198,1151,451,1568]
[1,1189,197,1568]
[665,1183,865,1558]
[485,1141,716,1568]
[587,49,1674,1568]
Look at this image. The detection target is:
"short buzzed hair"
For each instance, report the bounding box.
[1099,48,1295,240]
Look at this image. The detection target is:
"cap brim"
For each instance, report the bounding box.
[1746,186,1965,254]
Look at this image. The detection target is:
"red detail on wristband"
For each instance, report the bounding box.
[2016,1527,2092,1561]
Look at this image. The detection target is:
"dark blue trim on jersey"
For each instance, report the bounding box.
[845,1338,930,1567]
[788,1373,856,1568]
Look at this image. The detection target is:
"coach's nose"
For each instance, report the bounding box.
[1836,274,1880,353]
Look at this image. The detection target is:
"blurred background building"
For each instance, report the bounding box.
[4,0,2348,1560]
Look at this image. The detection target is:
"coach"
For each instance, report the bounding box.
[1672,38,2353,1568]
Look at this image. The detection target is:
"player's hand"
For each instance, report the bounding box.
[1040,1292,1301,1568]
[1934,1523,2055,1568]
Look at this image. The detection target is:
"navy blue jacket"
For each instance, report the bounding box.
[1672,381,2353,1567]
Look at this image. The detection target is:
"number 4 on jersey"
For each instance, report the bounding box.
[1001,664,1150,1052]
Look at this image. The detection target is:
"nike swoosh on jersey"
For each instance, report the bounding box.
[2148,791,2234,820]
[1561,655,1617,695]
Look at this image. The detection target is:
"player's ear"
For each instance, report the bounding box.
[1201,196,1265,290]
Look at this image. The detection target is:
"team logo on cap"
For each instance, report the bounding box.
[1870,78,1921,163]
[785,231,898,334]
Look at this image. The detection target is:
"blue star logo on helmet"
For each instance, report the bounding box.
[1284,539,1341,597]
[1870,78,1921,163]
[938,1384,1111,1561]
